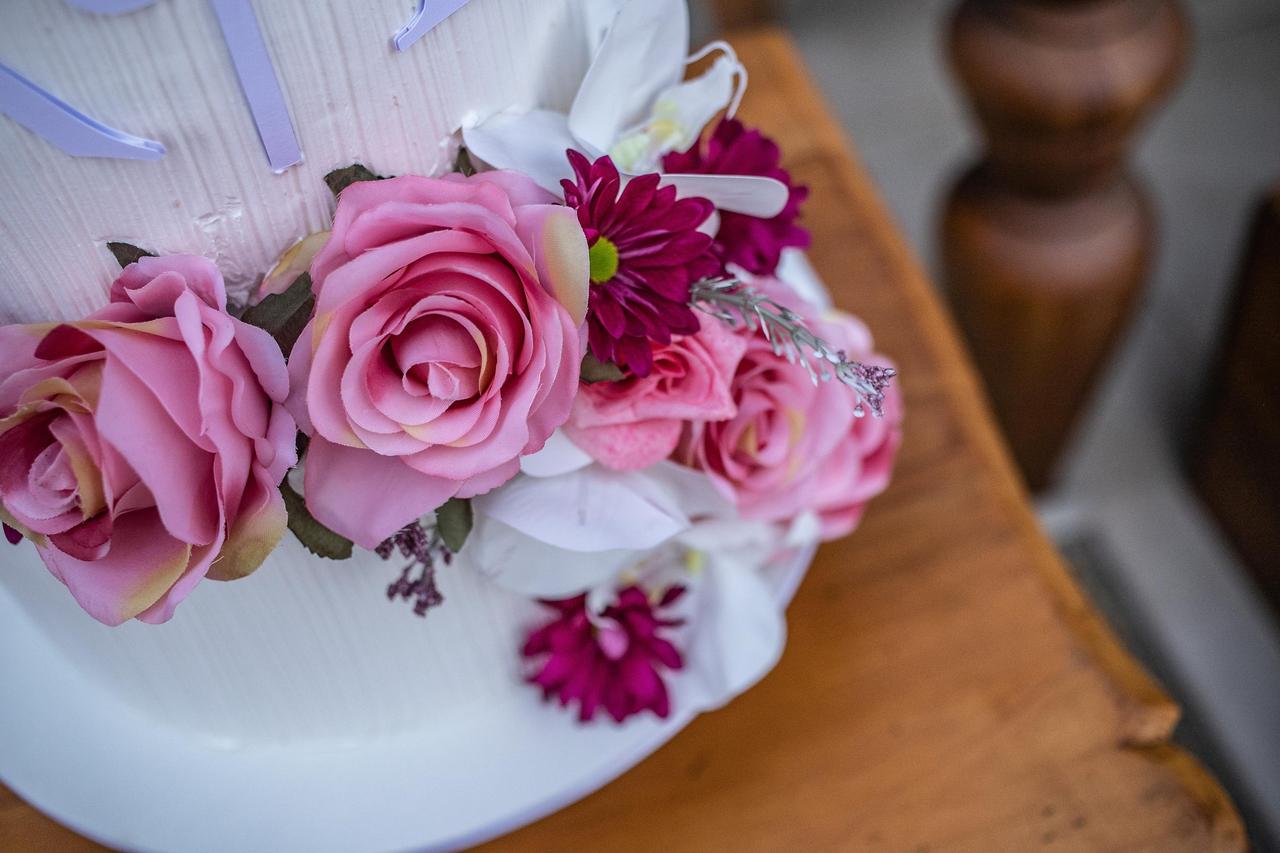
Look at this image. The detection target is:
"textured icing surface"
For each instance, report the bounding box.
[0,0,593,741]
[0,0,589,314]
[2,536,542,742]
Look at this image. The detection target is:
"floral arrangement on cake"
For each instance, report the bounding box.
[0,1,901,724]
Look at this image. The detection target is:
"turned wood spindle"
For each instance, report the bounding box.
[942,0,1189,491]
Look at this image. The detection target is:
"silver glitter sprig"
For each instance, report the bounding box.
[690,277,897,418]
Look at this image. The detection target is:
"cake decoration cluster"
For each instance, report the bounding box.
[0,0,902,724]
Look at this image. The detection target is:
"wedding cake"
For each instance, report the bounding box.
[0,1,901,849]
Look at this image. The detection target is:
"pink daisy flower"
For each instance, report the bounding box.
[663,118,810,276]
[522,584,686,723]
[562,150,719,377]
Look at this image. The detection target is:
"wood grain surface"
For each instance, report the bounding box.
[0,27,1245,853]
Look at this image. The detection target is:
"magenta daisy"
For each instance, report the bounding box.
[562,150,719,377]
[522,584,686,723]
[663,118,810,276]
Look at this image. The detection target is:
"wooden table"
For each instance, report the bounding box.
[0,28,1245,853]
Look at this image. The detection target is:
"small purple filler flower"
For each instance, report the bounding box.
[562,150,719,377]
[522,585,686,723]
[663,118,809,276]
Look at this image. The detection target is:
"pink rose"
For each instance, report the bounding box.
[0,256,296,625]
[287,172,589,548]
[678,283,902,540]
[565,319,746,471]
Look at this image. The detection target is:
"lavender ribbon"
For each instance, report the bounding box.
[0,60,164,160]
[209,0,302,172]
[63,0,156,13]
[393,0,473,51]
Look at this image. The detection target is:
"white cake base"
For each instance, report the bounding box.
[0,535,814,853]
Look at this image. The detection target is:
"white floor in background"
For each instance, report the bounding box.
[695,0,1280,846]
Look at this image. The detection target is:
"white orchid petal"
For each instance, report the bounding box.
[568,0,688,154]
[655,56,739,152]
[464,514,638,598]
[639,462,735,521]
[583,0,629,49]
[659,173,789,218]
[784,509,823,548]
[698,208,721,238]
[520,430,594,478]
[473,466,689,553]
[675,555,787,713]
[462,109,579,195]
[678,516,779,556]
[607,56,738,173]
[776,248,832,310]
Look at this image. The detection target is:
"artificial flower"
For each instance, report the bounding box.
[678,276,903,540]
[258,230,329,298]
[663,118,810,275]
[285,171,588,548]
[466,455,723,598]
[467,444,789,715]
[523,584,686,723]
[0,255,296,625]
[566,315,746,470]
[463,0,788,218]
[563,150,719,376]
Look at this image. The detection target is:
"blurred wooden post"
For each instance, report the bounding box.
[711,0,776,29]
[941,0,1189,490]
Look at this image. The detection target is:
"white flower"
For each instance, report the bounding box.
[462,0,788,218]
[464,430,797,712]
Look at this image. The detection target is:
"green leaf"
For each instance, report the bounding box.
[107,242,155,268]
[280,479,353,560]
[240,272,315,356]
[324,163,383,197]
[435,497,473,553]
[453,147,477,177]
[580,352,626,384]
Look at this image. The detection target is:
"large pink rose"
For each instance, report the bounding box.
[0,256,296,625]
[678,283,902,540]
[287,172,589,548]
[565,319,746,471]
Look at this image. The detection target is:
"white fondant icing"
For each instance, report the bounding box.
[0,0,595,742]
[0,1,833,750]
[0,0,591,307]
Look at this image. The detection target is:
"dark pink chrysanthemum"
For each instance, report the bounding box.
[522,585,686,723]
[562,150,719,377]
[663,118,810,276]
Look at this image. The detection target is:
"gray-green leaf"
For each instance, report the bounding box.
[435,497,473,553]
[580,352,626,384]
[107,242,155,268]
[454,147,477,177]
[280,479,353,560]
[240,272,315,356]
[324,163,383,197]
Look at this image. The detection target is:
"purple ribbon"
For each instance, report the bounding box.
[0,60,164,160]
[63,0,157,13]
[209,0,302,172]
[393,0,473,52]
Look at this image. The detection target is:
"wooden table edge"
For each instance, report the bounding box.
[730,25,1246,848]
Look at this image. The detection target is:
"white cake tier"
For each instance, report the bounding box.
[3,533,547,743]
[0,0,615,742]
[0,0,614,319]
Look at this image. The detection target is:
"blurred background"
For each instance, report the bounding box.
[694,0,1280,848]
